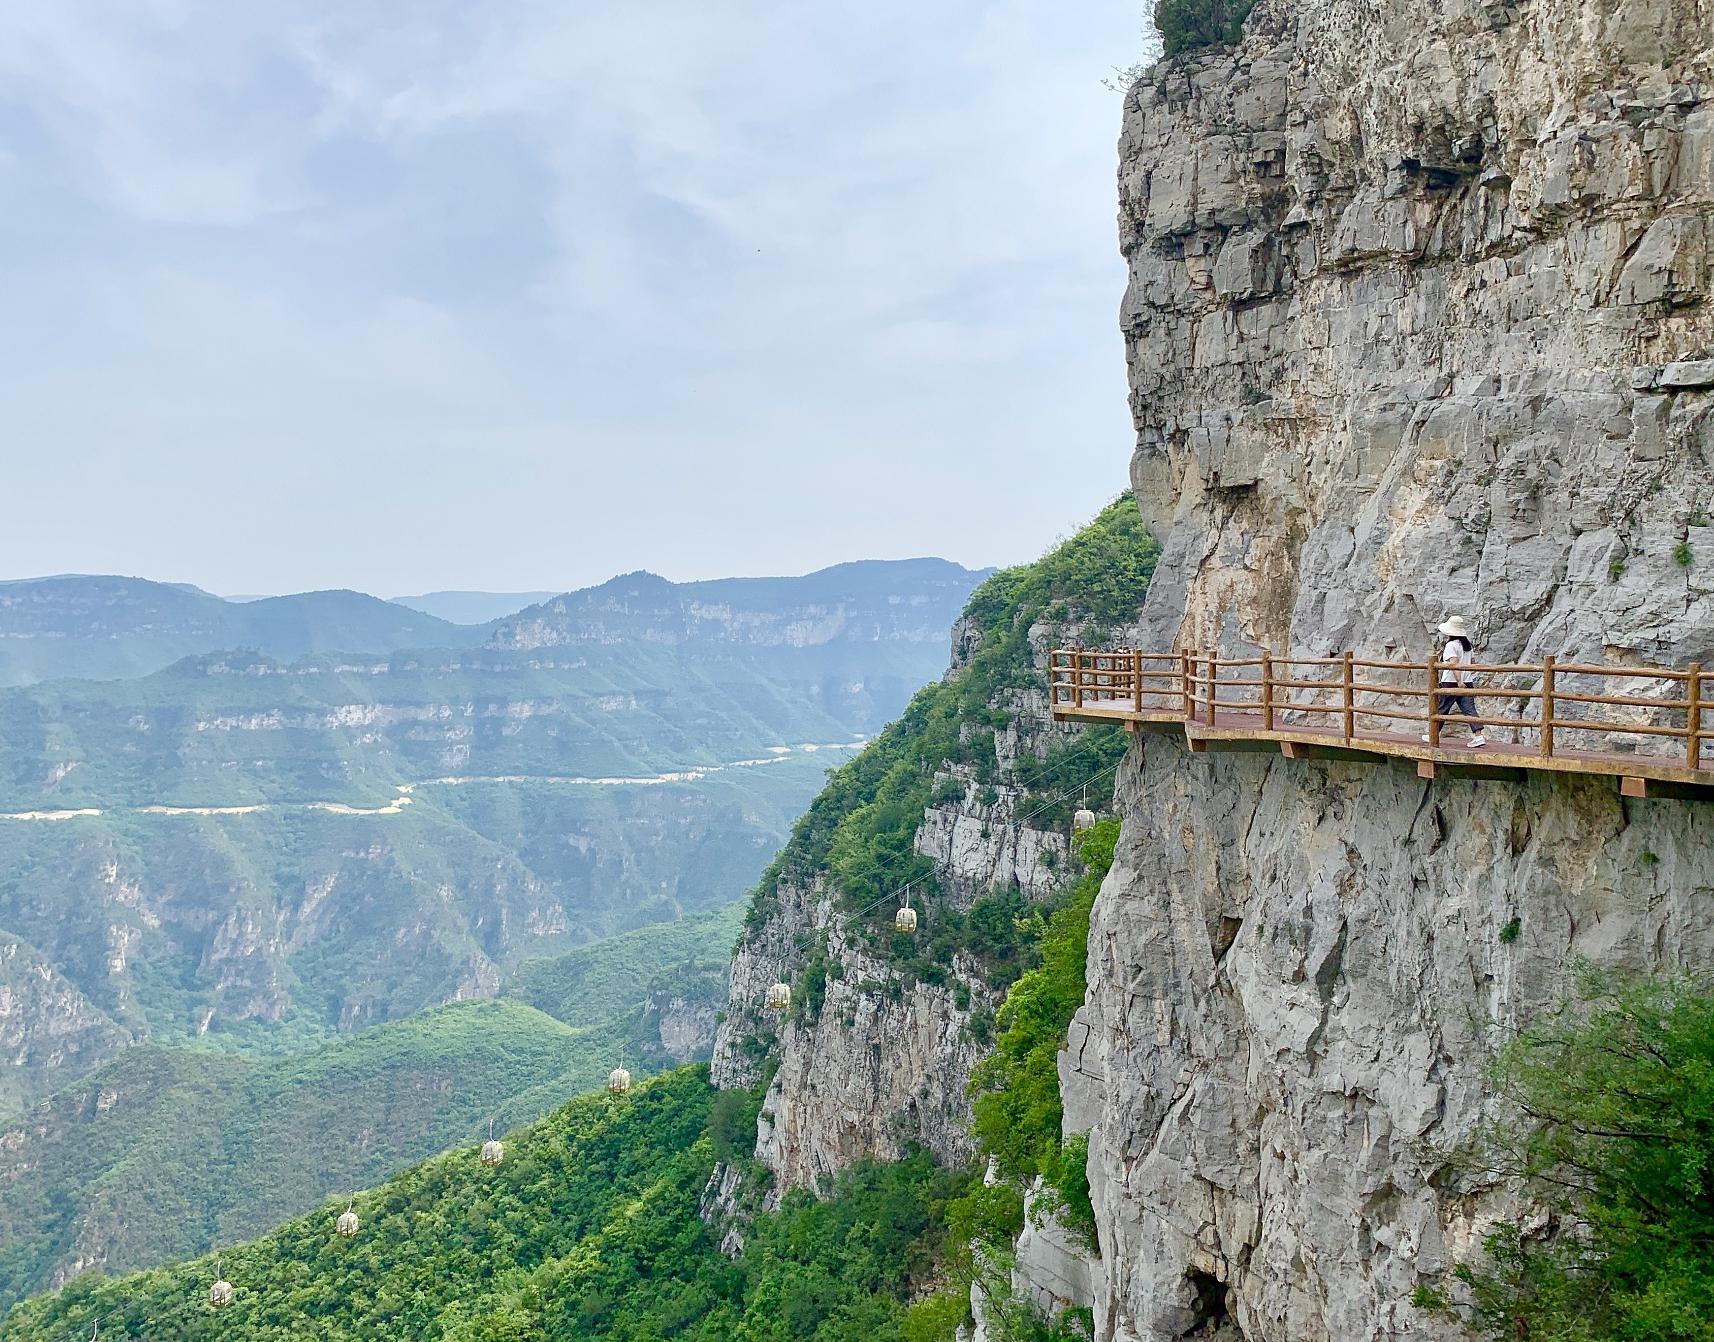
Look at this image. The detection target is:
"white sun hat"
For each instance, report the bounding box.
[1437,616,1470,638]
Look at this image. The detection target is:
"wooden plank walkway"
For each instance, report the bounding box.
[1050,649,1714,799]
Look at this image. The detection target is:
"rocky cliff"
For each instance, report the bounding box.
[1069,0,1714,1338]
[709,502,1156,1220]
[709,656,1078,1196]
[489,560,988,651]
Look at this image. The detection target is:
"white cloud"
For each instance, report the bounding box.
[0,0,1152,592]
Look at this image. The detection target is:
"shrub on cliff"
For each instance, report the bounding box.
[970,819,1116,1250]
[1153,0,1256,57]
[1453,970,1714,1341]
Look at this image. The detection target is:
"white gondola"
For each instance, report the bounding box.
[480,1117,504,1166]
[208,1279,234,1309]
[608,1066,632,1095]
[895,905,918,934]
[764,981,791,1011]
[1073,806,1097,832]
[336,1200,360,1237]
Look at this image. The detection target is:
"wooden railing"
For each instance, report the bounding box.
[1049,649,1710,772]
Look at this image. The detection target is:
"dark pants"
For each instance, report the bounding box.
[1436,688,1478,731]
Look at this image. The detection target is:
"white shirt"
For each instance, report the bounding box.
[1441,639,1473,687]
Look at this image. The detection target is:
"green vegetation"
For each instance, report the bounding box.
[1674,541,1695,568]
[1153,0,1256,57]
[971,820,1116,1248]
[0,908,746,1309]
[747,496,1155,966]
[505,903,742,1025]
[1499,917,1522,944]
[0,577,487,689]
[895,821,1119,1342]
[0,1068,969,1342]
[0,640,920,812]
[1445,971,1714,1340]
[0,761,826,1111]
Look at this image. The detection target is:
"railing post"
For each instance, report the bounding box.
[1541,655,1555,758]
[1073,653,1084,710]
[1427,658,1441,748]
[1133,649,1144,715]
[1262,651,1275,731]
[1341,651,1355,744]
[1689,662,1703,771]
[1180,650,1192,721]
[1207,654,1219,727]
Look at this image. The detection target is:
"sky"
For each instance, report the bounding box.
[0,1,1154,597]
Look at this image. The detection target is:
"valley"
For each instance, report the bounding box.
[4,0,1712,1336]
[0,558,985,1309]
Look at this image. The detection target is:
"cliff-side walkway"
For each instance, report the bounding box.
[1050,649,1714,800]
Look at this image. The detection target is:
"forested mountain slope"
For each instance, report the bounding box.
[490,559,986,651]
[0,908,739,1308]
[710,496,1155,1194]
[0,1067,967,1342]
[0,756,824,1113]
[0,500,1152,1342]
[0,643,891,811]
[0,577,484,687]
[0,559,983,1111]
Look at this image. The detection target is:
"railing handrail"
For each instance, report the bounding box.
[1046,648,1710,772]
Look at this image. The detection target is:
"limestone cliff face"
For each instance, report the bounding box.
[489,561,987,651]
[710,617,1097,1201]
[1073,1,1714,1338]
[0,935,127,1115]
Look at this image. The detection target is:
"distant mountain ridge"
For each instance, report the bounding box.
[0,576,484,687]
[0,561,990,687]
[490,558,991,650]
[389,590,559,623]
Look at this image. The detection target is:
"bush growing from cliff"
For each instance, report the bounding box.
[1451,970,1714,1341]
[1153,0,1256,57]
[970,820,1116,1248]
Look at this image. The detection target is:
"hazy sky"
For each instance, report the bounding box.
[0,2,1152,597]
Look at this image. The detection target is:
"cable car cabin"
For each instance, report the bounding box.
[895,906,918,934]
[337,1208,360,1237]
[608,1067,632,1095]
[208,1280,234,1309]
[480,1138,505,1166]
[1073,807,1097,832]
[765,982,791,1011]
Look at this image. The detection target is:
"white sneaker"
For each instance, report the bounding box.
[1469,737,1486,749]
[1420,733,1431,743]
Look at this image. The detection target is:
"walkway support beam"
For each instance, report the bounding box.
[1342,651,1355,744]
[1690,662,1703,771]
[1541,655,1556,757]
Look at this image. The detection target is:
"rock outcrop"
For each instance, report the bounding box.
[712,787,1070,1198]
[711,617,1103,1203]
[0,935,126,1116]
[1072,0,1714,1337]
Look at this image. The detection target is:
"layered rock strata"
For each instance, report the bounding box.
[1071,0,1714,1337]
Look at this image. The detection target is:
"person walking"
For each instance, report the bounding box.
[1424,616,1485,748]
